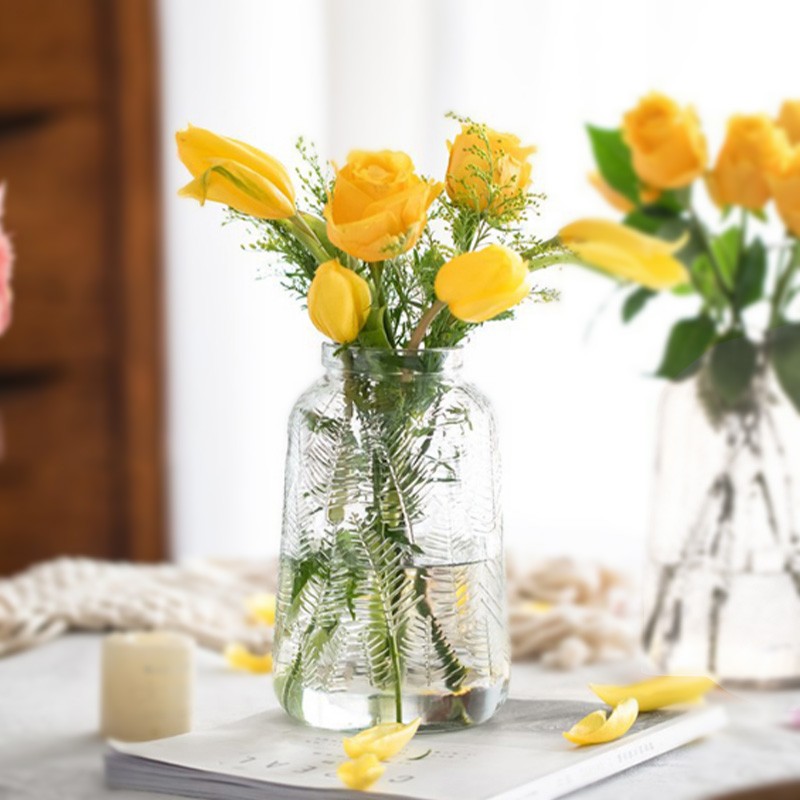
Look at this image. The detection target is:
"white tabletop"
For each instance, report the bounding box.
[0,634,798,800]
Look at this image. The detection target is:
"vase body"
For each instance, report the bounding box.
[643,365,800,686]
[274,346,509,730]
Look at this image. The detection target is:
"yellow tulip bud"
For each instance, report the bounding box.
[324,150,441,262]
[777,100,800,146]
[559,218,688,290]
[176,125,296,219]
[446,125,535,215]
[434,244,530,323]
[706,115,789,211]
[622,93,707,190]
[768,145,800,237]
[307,260,371,343]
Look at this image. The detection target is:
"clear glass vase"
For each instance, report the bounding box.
[273,346,510,730]
[643,360,800,687]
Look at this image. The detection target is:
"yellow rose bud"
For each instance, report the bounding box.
[559,218,689,290]
[176,124,296,219]
[707,115,789,211]
[434,244,530,323]
[778,100,800,146]
[324,150,441,262]
[768,145,800,237]
[307,259,371,343]
[622,93,707,190]
[446,125,535,215]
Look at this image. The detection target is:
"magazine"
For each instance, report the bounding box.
[106,697,726,800]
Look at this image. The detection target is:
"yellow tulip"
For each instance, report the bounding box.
[768,144,800,237]
[563,698,639,746]
[324,150,441,262]
[224,643,273,674]
[343,718,421,761]
[622,93,707,190]
[707,115,789,211]
[446,125,535,215]
[176,124,296,219]
[245,593,276,626]
[558,218,689,290]
[777,100,800,146]
[336,754,385,791]
[307,259,371,343]
[434,244,530,323]
[590,675,717,712]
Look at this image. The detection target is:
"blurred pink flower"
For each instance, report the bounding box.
[0,184,13,336]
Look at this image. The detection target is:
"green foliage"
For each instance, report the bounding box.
[622,287,656,323]
[657,315,716,379]
[708,334,759,409]
[586,126,639,204]
[771,323,800,413]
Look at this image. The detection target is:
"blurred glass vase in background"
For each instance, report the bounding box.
[644,350,800,687]
[273,346,510,730]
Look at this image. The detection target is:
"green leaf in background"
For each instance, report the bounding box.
[709,334,758,408]
[734,237,767,311]
[692,253,728,309]
[622,287,656,322]
[357,306,393,349]
[771,323,800,414]
[623,209,662,234]
[656,315,716,379]
[709,226,740,287]
[586,126,639,204]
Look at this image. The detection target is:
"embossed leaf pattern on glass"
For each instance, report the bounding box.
[273,350,509,730]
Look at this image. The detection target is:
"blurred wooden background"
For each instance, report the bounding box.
[0,0,166,574]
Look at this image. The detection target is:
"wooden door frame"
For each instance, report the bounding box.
[99,0,167,561]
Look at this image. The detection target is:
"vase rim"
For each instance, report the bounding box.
[321,343,464,375]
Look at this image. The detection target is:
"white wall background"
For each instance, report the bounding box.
[159,0,800,570]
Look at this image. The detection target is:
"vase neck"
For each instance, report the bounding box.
[321,344,463,379]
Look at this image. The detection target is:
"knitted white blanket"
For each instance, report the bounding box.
[0,556,635,669]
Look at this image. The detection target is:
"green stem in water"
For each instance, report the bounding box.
[771,238,800,328]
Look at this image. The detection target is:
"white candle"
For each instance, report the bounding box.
[101,631,194,742]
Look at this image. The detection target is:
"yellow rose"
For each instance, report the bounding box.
[434,244,530,323]
[622,93,707,189]
[446,125,535,214]
[707,115,789,210]
[588,172,662,213]
[307,259,371,343]
[559,218,688,290]
[176,125,296,219]
[768,145,800,237]
[778,100,800,146]
[324,151,441,262]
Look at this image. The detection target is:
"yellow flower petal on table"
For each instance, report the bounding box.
[246,593,276,626]
[337,754,385,791]
[343,717,421,761]
[224,643,273,674]
[563,698,639,746]
[589,675,717,712]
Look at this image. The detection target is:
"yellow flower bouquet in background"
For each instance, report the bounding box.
[177,116,570,731]
[568,94,800,686]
